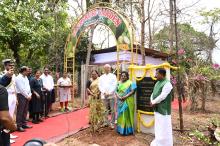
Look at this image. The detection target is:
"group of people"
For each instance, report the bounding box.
[87,64,137,135]
[0,59,173,146]
[87,64,174,146]
[0,59,56,145]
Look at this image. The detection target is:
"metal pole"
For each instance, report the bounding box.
[130,0,134,65]
[117,45,120,80]
[108,28,109,48]
[72,48,75,110]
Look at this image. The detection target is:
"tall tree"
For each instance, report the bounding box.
[154,23,213,67]
[173,0,183,132]
[0,0,69,69]
[200,8,220,63]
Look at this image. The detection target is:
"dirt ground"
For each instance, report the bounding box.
[57,96,220,146]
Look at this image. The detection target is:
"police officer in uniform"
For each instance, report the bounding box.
[0,68,17,146]
[0,59,18,143]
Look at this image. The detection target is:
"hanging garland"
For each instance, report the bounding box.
[139,114,154,127]
[137,110,154,132]
[129,63,178,81]
[132,68,147,81]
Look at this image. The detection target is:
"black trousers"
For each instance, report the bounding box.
[29,100,33,118]
[32,113,40,121]
[16,94,29,127]
[0,130,10,146]
[42,91,51,117]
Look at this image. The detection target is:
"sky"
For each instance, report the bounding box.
[68,0,220,64]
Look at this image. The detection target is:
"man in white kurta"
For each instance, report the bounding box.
[57,72,72,112]
[150,68,173,146]
[0,59,18,143]
[98,64,117,128]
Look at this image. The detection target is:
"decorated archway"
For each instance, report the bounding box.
[64,6,134,71]
[64,6,133,91]
[63,5,135,106]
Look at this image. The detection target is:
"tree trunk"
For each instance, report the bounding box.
[169,0,174,52]
[86,0,92,9]
[207,20,215,63]
[140,0,145,65]
[84,26,95,106]
[54,9,59,73]
[174,0,184,132]
[11,46,20,66]
[207,47,213,63]
[189,85,196,111]
[147,0,152,49]
[85,28,94,76]
[9,29,21,66]
[210,79,216,97]
[201,83,206,111]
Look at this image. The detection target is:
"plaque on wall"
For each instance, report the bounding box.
[136,77,156,112]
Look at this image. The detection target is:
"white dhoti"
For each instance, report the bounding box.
[151,112,173,146]
[59,88,71,102]
[8,93,17,118]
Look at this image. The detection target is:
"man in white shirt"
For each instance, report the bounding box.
[150,68,173,146]
[40,67,54,117]
[0,59,18,143]
[98,64,117,129]
[15,66,32,132]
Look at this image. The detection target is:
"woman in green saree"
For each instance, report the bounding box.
[115,71,137,135]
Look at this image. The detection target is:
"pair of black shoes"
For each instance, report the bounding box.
[32,120,39,124]
[17,125,32,132]
[32,118,43,124]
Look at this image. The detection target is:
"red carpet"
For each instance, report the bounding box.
[12,108,89,146]
[10,100,187,146]
[172,98,189,110]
